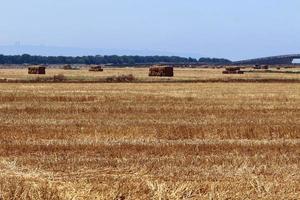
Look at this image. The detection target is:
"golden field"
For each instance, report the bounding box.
[0,68,299,199]
[0,67,300,82]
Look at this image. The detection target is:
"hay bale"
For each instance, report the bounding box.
[222,70,244,74]
[262,65,269,69]
[53,74,66,82]
[89,65,104,72]
[225,67,240,71]
[28,66,46,74]
[223,66,244,74]
[253,65,269,70]
[63,64,79,70]
[63,64,72,70]
[149,66,174,77]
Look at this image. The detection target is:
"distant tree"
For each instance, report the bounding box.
[0,54,231,65]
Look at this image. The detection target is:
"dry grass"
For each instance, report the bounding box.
[0,72,299,199]
[0,67,299,83]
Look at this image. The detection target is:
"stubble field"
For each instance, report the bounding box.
[0,67,300,82]
[0,68,299,199]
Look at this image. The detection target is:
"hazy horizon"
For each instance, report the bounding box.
[0,43,205,60]
[1,0,300,60]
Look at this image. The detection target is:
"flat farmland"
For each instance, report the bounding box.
[0,67,300,82]
[0,79,299,198]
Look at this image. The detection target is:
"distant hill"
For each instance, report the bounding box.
[0,44,202,58]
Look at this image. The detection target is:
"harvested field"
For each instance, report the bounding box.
[0,67,299,83]
[0,81,299,199]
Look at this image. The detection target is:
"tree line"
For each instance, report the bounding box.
[0,54,231,65]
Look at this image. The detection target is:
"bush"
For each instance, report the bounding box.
[53,74,66,82]
[106,74,135,82]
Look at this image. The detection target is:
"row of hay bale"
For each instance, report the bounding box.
[253,65,269,70]
[63,64,104,71]
[28,65,265,77]
[28,65,105,74]
[27,65,174,76]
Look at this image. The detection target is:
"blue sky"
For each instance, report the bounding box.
[1,0,300,60]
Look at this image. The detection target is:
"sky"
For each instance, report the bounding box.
[0,0,300,60]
